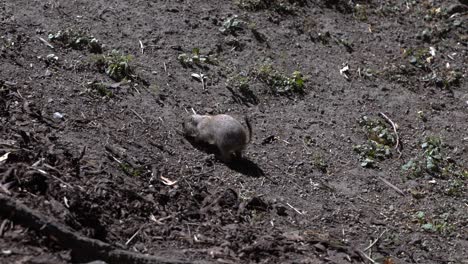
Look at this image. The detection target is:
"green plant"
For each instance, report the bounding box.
[403,47,431,68]
[256,65,305,95]
[354,116,396,168]
[235,0,304,13]
[119,163,143,177]
[219,15,247,35]
[414,211,454,235]
[440,70,462,89]
[226,74,259,104]
[94,50,134,81]
[86,82,114,98]
[402,136,467,181]
[359,116,396,146]
[49,28,102,53]
[178,48,217,67]
[312,154,328,173]
[353,142,392,168]
[354,4,368,21]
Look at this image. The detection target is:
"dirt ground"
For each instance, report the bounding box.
[0,0,467,263]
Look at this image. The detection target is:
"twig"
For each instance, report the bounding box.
[379,112,402,158]
[286,202,304,215]
[38,37,54,49]
[364,229,387,251]
[125,227,142,246]
[139,40,144,54]
[0,219,9,237]
[378,176,405,196]
[130,109,146,123]
[36,166,74,189]
[358,250,377,264]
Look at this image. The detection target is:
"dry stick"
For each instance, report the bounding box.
[130,109,146,123]
[379,112,402,158]
[0,219,9,237]
[286,202,304,215]
[0,194,211,264]
[358,250,377,264]
[364,229,387,251]
[139,40,144,54]
[35,167,74,189]
[125,227,142,246]
[38,37,54,49]
[378,176,405,196]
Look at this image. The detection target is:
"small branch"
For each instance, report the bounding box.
[358,250,377,264]
[286,202,304,215]
[364,229,387,251]
[378,176,405,196]
[139,40,144,54]
[130,109,146,123]
[125,227,142,246]
[379,112,402,158]
[38,37,54,49]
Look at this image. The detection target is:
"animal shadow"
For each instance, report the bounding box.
[226,157,264,178]
[184,136,264,178]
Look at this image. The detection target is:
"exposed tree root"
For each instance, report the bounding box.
[0,194,211,264]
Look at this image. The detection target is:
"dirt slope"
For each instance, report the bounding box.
[0,0,467,263]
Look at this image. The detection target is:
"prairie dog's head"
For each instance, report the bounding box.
[182,114,209,137]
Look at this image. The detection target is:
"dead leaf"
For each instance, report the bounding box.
[160,176,178,186]
[0,152,10,164]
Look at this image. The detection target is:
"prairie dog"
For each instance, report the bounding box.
[183,114,252,162]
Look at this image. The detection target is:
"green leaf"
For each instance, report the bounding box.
[421,223,435,231]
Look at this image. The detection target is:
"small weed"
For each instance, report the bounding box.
[94,50,134,81]
[235,0,305,14]
[402,136,467,181]
[219,15,248,35]
[255,64,305,95]
[178,48,217,67]
[119,163,143,177]
[445,178,465,197]
[353,142,392,168]
[312,154,328,173]
[403,47,431,68]
[354,116,395,168]
[49,28,102,53]
[414,211,454,235]
[226,73,259,104]
[359,116,396,146]
[354,4,368,21]
[86,82,114,98]
[0,37,16,51]
[439,70,462,89]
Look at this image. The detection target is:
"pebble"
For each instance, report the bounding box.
[53,112,64,119]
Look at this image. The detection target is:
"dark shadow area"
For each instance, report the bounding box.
[226,157,265,178]
[184,136,265,178]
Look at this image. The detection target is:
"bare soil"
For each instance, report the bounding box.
[0,0,467,263]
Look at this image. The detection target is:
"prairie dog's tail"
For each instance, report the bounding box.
[244,116,252,143]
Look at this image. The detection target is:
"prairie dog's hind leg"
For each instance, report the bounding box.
[218,148,233,163]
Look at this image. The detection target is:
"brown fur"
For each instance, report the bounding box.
[183,114,252,162]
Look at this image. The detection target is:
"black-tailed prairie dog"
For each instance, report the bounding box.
[183,114,252,162]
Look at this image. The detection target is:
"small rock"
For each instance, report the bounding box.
[53,112,64,119]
